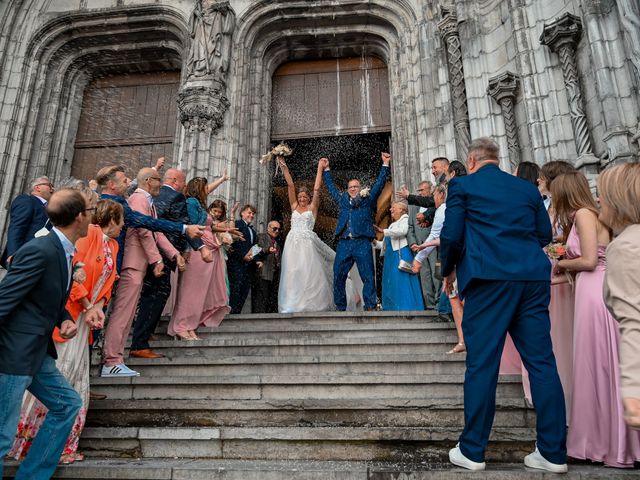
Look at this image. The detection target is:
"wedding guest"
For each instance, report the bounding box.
[406,181,439,309]
[323,152,391,311]
[501,160,576,417]
[169,177,231,339]
[253,221,282,313]
[1,175,54,268]
[600,163,640,429]
[9,197,122,465]
[373,202,423,311]
[413,184,465,354]
[552,170,640,467]
[514,161,540,186]
[442,137,566,473]
[227,204,262,313]
[101,168,183,377]
[96,164,203,272]
[209,200,243,297]
[538,160,576,212]
[279,159,335,313]
[0,189,89,480]
[131,168,210,358]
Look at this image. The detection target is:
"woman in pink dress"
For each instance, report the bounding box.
[552,171,640,468]
[169,176,231,340]
[500,161,576,416]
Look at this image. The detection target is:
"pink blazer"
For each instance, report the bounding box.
[122,189,178,271]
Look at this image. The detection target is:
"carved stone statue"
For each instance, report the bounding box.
[186,0,236,81]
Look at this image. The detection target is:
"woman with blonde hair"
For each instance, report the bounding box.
[599,163,640,430]
[552,170,640,467]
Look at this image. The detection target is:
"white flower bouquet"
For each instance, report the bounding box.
[260,143,293,176]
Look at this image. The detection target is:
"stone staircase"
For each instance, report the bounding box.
[4,312,632,478]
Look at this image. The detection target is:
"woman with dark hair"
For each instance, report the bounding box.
[446,160,467,180]
[169,175,231,340]
[9,197,124,464]
[514,161,540,186]
[552,171,640,467]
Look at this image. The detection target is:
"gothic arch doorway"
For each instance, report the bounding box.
[269,57,392,245]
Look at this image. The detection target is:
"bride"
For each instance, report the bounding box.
[278,159,337,313]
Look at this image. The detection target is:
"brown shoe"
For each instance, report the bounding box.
[130,349,165,359]
[148,335,158,342]
[89,391,107,400]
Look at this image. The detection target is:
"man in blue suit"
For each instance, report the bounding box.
[0,189,99,479]
[322,152,391,311]
[440,138,567,473]
[1,176,54,268]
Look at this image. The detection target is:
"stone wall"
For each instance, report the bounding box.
[0,0,638,241]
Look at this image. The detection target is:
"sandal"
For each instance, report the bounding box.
[173,332,193,341]
[59,454,75,465]
[446,342,466,354]
[188,331,202,340]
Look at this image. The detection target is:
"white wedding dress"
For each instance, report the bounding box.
[278,210,336,313]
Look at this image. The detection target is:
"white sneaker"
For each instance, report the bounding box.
[101,363,140,377]
[524,447,568,473]
[449,443,486,471]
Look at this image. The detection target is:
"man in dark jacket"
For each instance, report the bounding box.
[1,175,54,268]
[252,220,281,313]
[0,189,101,479]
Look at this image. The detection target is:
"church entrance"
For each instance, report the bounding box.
[269,57,392,245]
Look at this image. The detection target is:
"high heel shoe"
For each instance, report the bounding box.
[188,330,202,340]
[173,332,193,341]
[446,342,466,354]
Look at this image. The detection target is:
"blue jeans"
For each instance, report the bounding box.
[0,355,82,480]
[438,291,452,315]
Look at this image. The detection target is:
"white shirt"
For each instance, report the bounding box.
[415,203,446,263]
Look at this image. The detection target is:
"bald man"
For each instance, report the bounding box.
[131,168,211,358]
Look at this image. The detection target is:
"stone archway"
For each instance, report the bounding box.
[220,0,424,231]
[0,6,188,239]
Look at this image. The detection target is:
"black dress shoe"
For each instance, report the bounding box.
[438,312,454,322]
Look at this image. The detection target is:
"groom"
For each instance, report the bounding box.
[321,152,391,311]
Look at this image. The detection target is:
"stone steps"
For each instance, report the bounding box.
[78,426,536,463]
[90,353,467,377]
[89,374,524,401]
[3,459,630,480]
[86,397,533,429]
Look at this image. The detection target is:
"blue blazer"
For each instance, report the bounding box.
[155,186,203,254]
[0,232,73,375]
[1,194,50,267]
[440,164,552,295]
[228,220,260,266]
[323,166,390,239]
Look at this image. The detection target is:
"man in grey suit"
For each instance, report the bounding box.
[252,220,281,313]
[406,181,440,309]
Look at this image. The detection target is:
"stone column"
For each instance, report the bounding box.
[177,0,235,177]
[437,10,471,161]
[487,71,521,171]
[616,0,640,154]
[540,13,599,170]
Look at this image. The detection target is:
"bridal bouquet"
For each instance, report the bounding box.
[260,143,292,176]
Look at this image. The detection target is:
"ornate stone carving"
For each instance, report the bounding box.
[186,0,236,83]
[177,83,230,132]
[488,71,521,170]
[540,13,598,167]
[437,10,471,160]
[616,0,640,150]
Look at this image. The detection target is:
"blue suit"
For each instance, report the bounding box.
[1,194,50,268]
[227,220,264,314]
[440,163,566,464]
[324,165,390,310]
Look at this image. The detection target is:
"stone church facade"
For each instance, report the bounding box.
[0,0,638,239]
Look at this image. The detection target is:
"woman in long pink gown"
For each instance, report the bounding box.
[552,171,640,468]
[169,177,231,339]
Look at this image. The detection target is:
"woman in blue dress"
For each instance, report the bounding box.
[374,202,424,310]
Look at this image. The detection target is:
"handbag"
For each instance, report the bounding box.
[398,259,416,274]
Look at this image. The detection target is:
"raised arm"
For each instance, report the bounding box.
[207,169,230,194]
[280,158,298,211]
[321,158,341,203]
[369,152,391,203]
[310,161,324,217]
